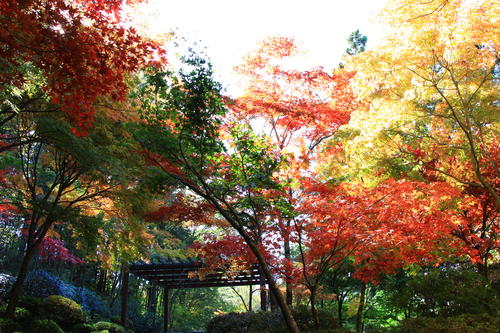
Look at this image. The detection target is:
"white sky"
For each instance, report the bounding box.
[133,0,390,96]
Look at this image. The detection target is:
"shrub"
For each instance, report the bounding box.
[18,295,43,315]
[292,305,339,331]
[43,295,85,327]
[126,310,161,333]
[206,311,283,333]
[110,314,134,329]
[71,323,98,333]
[207,311,283,333]
[93,321,127,333]
[206,307,339,333]
[30,319,65,333]
[24,270,65,298]
[25,270,111,319]
[13,306,31,322]
[394,313,500,333]
[75,287,110,318]
[0,318,22,333]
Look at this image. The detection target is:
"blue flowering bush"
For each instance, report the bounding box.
[24,270,65,298]
[24,270,110,318]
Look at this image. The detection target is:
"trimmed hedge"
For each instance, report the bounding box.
[43,295,85,327]
[30,319,65,333]
[206,311,283,333]
[70,323,99,333]
[93,321,127,333]
[18,295,43,315]
[206,307,342,333]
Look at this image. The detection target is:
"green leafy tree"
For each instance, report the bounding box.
[1,110,150,317]
[130,52,300,333]
[346,30,368,56]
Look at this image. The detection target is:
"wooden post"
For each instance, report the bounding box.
[249,284,253,311]
[163,287,170,333]
[120,266,129,328]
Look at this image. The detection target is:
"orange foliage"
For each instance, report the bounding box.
[0,0,165,134]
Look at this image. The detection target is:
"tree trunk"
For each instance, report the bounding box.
[6,246,36,318]
[476,262,489,282]
[310,287,320,328]
[259,266,267,311]
[355,283,366,333]
[109,271,121,308]
[97,269,108,293]
[251,242,299,333]
[120,266,129,328]
[147,284,158,314]
[188,188,300,332]
[284,219,293,305]
[337,295,344,327]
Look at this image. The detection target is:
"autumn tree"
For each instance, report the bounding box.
[130,53,301,333]
[0,0,164,135]
[343,0,499,278]
[231,37,362,323]
[0,109,153,317]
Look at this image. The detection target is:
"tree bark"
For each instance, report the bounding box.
[476,262,489,282]
[284,219,293,305]
[97,268,108,293]
[170,175,300,332]
[337,294,344,327]
[251,242,299,333]
[5,246,36,318]
[355,283,366,333]
[147,284,158,314]
[259,266,267,311]
[310,287,319,328]
[120,266,129,328]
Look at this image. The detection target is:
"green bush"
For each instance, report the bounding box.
[394,313,500,333]
[18,295,43,315]
[93,321,126,333]
[70,323,98,333]
[14,306,30,319]
[110,314,134,329]
[0,318,22,333]
[207,311,283,333]
[206,308,340,333]
[43,295,85,327]
[30,319,65,333]
[291,305,340,331]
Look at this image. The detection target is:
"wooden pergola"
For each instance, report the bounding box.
[120,257,269,332]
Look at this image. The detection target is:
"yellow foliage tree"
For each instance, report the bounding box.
[342,0,499,209]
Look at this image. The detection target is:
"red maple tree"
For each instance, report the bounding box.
[0,0,165,134]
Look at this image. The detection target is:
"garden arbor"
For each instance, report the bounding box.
[122,257,269,332]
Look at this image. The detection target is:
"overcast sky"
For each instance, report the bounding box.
[133,0,389,95]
